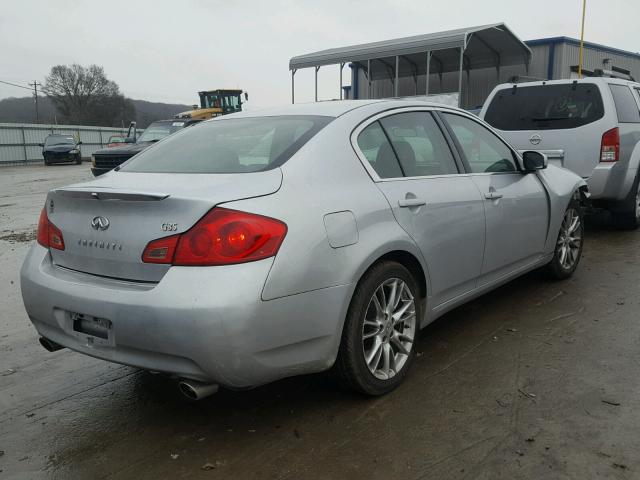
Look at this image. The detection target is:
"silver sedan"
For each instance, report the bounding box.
[21,100,588,398]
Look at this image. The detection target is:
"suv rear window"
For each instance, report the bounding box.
[609,84,640,123]
[121,115,332,174]
[484,83,604,131]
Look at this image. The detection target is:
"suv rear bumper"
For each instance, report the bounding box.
[587,163,637,201]
[20,245,350,388]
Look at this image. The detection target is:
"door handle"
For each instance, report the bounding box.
[484,192,503,200]
[398,198,426,208]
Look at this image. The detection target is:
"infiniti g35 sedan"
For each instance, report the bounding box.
[21,100,588,398]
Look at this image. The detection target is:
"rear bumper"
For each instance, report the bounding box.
[20,245,351,388]
[587,163,637,202]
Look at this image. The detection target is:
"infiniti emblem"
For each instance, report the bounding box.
[529,133,542,145]
[91,216,110,231]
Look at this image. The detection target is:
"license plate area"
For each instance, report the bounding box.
[70,312,113,347]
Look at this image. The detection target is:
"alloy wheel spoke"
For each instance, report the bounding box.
[371,294,384,320]
[386,280,398,315]
[366,339,383,369]
[390,336,410,355]
[392,299,412,321]
[568,215,580,234]
[394,311,415,327]
[559,246,567,267]
[382,343,391,375]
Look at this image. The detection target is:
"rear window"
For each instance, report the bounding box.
[484,83,604,131]
[609,84,640,123]
[121,115,332,174]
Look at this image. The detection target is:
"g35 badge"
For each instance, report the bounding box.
[161,222,178,232]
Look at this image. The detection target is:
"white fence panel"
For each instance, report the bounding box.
[0,123,143,165]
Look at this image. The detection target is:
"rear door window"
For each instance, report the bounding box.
[484,83,604,130]
[356,121,404,179]
[609,84,640,123]
[378,112,459,176]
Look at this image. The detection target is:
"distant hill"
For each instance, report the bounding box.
[0,96,192,128]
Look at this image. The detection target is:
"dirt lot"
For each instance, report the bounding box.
[1,164,639,480]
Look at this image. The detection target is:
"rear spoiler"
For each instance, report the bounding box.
[53,187,169,202]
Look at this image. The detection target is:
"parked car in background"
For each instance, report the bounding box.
[107,135,127,148]
[22,100,588,400]
[40,134,82,166]
[91,118,202,176]
[481,78,640,229]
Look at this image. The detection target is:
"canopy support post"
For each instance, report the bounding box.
[291,69,296,104]
[394,55,399,97]
[339,63,344,100]
[425,51,431,95]
[458,47,464,107]
[367,59,372,99]
[315,66,320,102]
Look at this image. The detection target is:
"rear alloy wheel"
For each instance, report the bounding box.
[546,199,584,279]
[612,177,640,230]
[333,261,420,395]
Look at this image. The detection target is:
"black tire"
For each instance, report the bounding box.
[333,261,421,395]
[546,198,584,280]
[611,174,640,230]
[44,159,50,166]
[75,156,82,165]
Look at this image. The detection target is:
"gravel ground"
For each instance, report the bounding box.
[0,164,638,479]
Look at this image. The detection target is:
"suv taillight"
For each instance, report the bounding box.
[142,208,287,266]
[600,127,620,162]
[37,208,65,250]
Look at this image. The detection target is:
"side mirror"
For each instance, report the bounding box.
[244,92,248,101]
[78,141,83,145]
[522,151,547,171]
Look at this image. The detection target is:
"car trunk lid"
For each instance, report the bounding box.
[47,170,282,282]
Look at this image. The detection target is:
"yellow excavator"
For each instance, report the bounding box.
[174,89,247,120]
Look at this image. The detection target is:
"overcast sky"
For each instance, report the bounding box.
[0,0,637,109]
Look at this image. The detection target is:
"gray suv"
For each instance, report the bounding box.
[481,78,640,228]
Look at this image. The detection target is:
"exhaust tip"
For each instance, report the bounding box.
[39,337,64,352]
[178,380,219,401]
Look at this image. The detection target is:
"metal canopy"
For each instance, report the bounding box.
[289,23,531,71]
[288,23,531,106]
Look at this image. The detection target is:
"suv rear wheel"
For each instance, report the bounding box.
[333,261,420,395]
[612,175,640,230]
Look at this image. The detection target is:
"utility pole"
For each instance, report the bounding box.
[578,0,587,78]
[29,81,42,123]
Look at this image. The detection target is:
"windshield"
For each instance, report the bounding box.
[121,115,333,174]
[45,136,75,146]
[484,83,604,131]
[137,121,187,142]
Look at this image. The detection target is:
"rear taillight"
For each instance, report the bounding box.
[600,127,620,162]
[142,208,287,266]
[37,208,65,250]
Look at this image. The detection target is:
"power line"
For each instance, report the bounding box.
[0,78,33,91]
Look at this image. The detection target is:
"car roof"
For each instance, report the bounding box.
[215,99,465,120]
